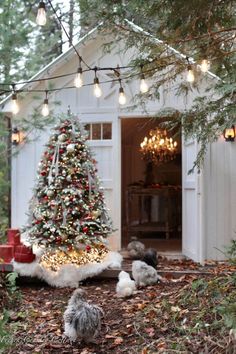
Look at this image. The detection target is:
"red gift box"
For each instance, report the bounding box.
[7,229,21,246]
[14,245,35,263]
[0,245,14,263]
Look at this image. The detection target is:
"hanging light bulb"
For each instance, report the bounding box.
[187,65,195,83]
[74,67,83,88]
[11,87,19,115]
[118,87,126,105]
[41,91,49,116]
[140,73,149,93]
[139,64,148,94]
[93,69,102,98]
[200,58,210,73]
[36,1,47,26]
[94,78,102,97]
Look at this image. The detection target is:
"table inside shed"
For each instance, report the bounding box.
[126,185,181,240]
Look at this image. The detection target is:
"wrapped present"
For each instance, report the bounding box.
[0,245,14,263]
[7,228,21,246]
[14,245,35,263]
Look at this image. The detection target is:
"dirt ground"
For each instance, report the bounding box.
[2,259,236,354]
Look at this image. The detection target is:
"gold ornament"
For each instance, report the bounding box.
[61,234,68,241]
[92,210,101,219]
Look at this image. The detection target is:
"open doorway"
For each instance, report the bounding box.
[121,117,182,252]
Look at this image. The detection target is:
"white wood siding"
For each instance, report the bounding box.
[3,31,233,260]
[203,138,236,259]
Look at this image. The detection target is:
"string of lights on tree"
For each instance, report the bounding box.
[1,1,212,117]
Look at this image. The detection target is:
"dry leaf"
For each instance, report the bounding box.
[113,337,123,345]
[145,327,155,337]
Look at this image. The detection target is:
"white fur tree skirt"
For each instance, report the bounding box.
[12,251,122,288]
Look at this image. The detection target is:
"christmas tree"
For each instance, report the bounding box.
[24,116,113,272]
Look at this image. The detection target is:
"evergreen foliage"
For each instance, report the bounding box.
[24,116,113,252]
[78,0,236,169]
[0,1,78,236]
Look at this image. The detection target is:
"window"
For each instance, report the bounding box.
[84,123,112,140]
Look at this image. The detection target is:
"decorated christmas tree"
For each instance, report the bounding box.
[23,116,114,273]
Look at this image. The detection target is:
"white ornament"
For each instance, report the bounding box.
[47,189,54,197]
[58,133,67,142]
[66,144,75,153]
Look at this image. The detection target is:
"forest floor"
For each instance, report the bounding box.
[1,258,236,354]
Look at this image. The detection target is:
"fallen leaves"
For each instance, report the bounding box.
[3,259,236,354]
[113,337,123,345]
[144,327,155,337]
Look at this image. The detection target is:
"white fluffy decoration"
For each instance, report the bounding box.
[116,271,136,297]
[12,251,123,288]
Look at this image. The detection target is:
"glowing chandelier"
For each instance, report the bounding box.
[140,128,178,164]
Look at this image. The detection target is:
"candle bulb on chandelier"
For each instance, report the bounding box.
[36,1,47,26]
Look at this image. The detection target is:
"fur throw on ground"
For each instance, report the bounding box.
[12,251,123,288]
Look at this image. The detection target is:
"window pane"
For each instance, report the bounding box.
[103,123,112,139]
[92,123,101,140]
[84,124,90,139]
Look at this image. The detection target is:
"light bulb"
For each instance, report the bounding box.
[187,66,195,83]
[140,72,148,93]
[11,93,19,115]
[93,78,102,98]
[200,59,210,73]
[36,2,46,26]
[118,87,126,105]
[74,68,83,88]
[42,99,49,116]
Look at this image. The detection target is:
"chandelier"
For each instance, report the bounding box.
[140,128,178,164]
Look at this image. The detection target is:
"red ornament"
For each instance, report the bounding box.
[86,245,91,252]
[41,171,46,176]
[67,245,73,251]
[56,237,62,244]
[44,196,49,201]
[83,226,89,233]
[59,149,64,154]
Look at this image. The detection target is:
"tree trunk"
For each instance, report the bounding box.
[69,0,74,46]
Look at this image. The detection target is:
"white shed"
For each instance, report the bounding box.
[1,21,235,262]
